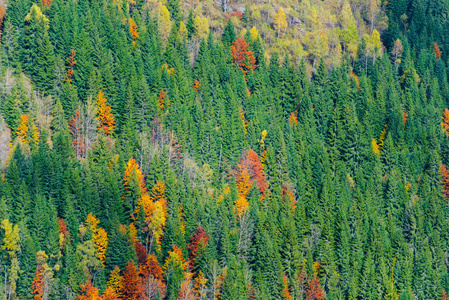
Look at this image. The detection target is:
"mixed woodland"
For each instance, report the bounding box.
[1,0,449,299]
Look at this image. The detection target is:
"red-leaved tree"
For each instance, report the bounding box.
[187,226,209,269]
[231,37,258,76]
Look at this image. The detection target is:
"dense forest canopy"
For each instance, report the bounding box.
[1,0,449,299]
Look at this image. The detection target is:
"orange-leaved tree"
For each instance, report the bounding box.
[230,37,258,77]
[121,261,144,300]
[64,49,76,83]
[141,254,166,299]
[96,90,115,135]
[77,280,101,300]
[434,42,443,61]
[240,149,267,199]
[124,158,146,195]
[305,276,325,300]
[129,18,138,46]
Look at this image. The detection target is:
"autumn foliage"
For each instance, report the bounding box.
[17,114,40,144]
[434,42,443,61]
[31,264,45,300]
[96,90,115,135]
[108,266,124,298]
[77,280,101,300]
[129,18,139,46]
[441,164,449,202]
[305,277,325,300]
[121,261,144,300]
[187,226,209,269]
[134,181,167,251]
[231,37,258,76]
[85,213,108,266]
[124,158,146,195]
[442,109,449,136]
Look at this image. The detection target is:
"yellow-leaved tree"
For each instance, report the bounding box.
[274,8,287,37]
[1,219,21,299]
[194,16,209,40]
[85,213,109,266]
[158,2,171,42]
[135,182,167,252]
[17,115,40,145]
[96,90,115,135]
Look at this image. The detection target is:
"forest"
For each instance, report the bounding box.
[1,0,449,299]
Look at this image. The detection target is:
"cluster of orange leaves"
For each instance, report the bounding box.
[282,186,296,212]
[96,90,115,135]
[58,218,69,249]
[85,213,108,266]
[31,264,45,300]
[41,0,51,9]
[64,49,76,83]
[77,280,118,300]
[442,108,449,136]
[282,274,292,300]
[124,158,146,194]
[193,80,200,93]
[434,42,443,62]
[349,71,360,90]
[230,37,258,77]
[158,90,170,111]
[129,18,138,46]
[403,111,408,126]
[441,164,449,203]
[234,149,268,219]
[289,110,298,128]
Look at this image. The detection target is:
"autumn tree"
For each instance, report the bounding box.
[240,149,267,199]
[108,266,124,297]
[134,181,167,252]
[121,261,144,299]
[31,251,53,300]
[187,226,209,270]
[1,219,21,299]
[443,109,449,136]
[274,8,287,37]
[129,18,139,46]
[231,37,258,77]
[96,90,115,135]
[77,280,100,300]
[434,42,443,61]
[304,277,325,300]
[85,213,109,266]
[141,254,166,299]
[17,114,40,145]
[164,245,187,298]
